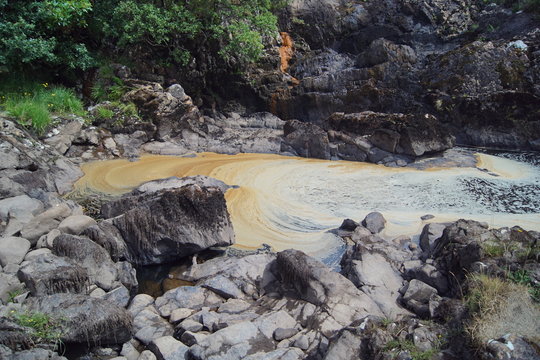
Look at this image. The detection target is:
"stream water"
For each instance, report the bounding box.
[74,149,540,269]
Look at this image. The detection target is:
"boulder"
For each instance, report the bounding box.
[0,237,31,267]
[148,336,189,360]
[57,215,97,235]
[26,293,133,344]
[0,195,43,232]
[276,250,383,336]
[101,185,235,265]
[419,223,447,252]
[52,234,118,290]
[20,204,72,244]
[283,120,331,159]
[402,279,438,318]
[134,176,230,195]
[0,273,23,303]
[17,254,88,296]
[44,121,83,155]
[362,212,386,234]
[103,285,131,308]
[339,219,358,232]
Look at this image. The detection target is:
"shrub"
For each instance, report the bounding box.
[96,107,114,120]
[4,98,51,135]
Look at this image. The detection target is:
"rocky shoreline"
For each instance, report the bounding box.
[1,93,539,360]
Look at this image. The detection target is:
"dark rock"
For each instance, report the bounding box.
[362,212,386,234]
[26,293,133,345]
[283,120,331,159]
[52,234,118,290]
[83,221,130,262]
[17,254,88,296]
[484,334,540,360]
[339,219,359,232]
[327,112,455,157]
[419,223,447,252]
[102,184,235,265]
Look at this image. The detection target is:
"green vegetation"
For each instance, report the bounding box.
[0,81,84,135]
[465,274,540,345]
[7,289,24,303]
[383,339,439,360]
[96,107,115,120]
[1,0,286,78]
[9,310,64,346]
[507,269,540,302]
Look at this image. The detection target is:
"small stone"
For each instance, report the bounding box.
[169,308,194,323]
[180,330,207,346]
[90,288,107,298]
[274,328,299,341]
[421,214,435,221]
[121,342,140,360]
[177,319,203,334]
[294,335,309,350]
[138,350,157,360]
[217,299,251,314]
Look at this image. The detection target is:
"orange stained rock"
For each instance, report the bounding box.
[279,32,294,73]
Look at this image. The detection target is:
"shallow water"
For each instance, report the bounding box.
[74,151,540,263]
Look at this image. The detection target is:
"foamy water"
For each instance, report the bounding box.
[74,152,540,263]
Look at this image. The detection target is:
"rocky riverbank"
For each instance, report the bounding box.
[1,99,539,360]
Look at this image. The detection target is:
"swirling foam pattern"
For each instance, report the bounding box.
[74,152,540,262]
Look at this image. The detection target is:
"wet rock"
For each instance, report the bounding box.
[17,254,88,296]
[26,293,133,344]
[362,212,386,234]
[101,185,235,265]
[57,215,97,235]
[0,237,31,267]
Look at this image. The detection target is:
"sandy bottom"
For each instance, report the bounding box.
[74,152,540,260]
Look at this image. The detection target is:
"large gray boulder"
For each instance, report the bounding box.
[52,234,118,290]
[101,184,235,265]
[0,237,31,267]
[283,120,331,159]
[17,254,88,296]
[20,204,73,244]
[26,293,133,344]
[419,223,447,252]
[276,250,383,336]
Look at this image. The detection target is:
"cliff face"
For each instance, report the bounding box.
[239,0,540,150]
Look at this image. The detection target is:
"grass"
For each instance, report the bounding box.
[465,274,540,345]
[383,339,439,360]
[96,107,115,120]
[0,82,85,135]
[9,310,64,346]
